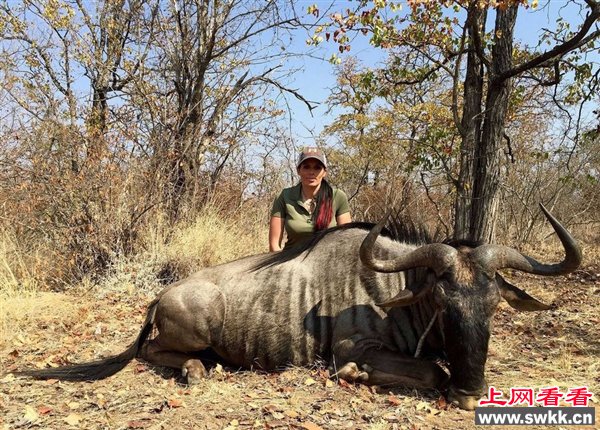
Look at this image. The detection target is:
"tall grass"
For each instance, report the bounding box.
[0,231,40,298]
[91,202,270,294]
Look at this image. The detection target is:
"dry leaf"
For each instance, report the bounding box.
[436,395,449,410]
[134,363,147,373]
[304,377,317,386]
[127,420,148,429]
[0,374,15,383]
[37,406,53,415]
[23,405,39,424]
[337,379,351,389]
[301,422,324,430]
[383,413,399,422]
[167,398,183,408]
[388,395,402,406]
[262,404,281,413]
[416,401,431,411]
[325,379,334,388]
[64,413,82,426]
[285,410,299,418]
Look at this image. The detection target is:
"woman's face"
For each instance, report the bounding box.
[298,159,327,189]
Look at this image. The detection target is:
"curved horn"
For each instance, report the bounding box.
[359,210,457,276]
[472,204,582,276]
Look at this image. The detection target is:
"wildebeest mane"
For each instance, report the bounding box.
[251,214,438,272]
[250,222,389,272]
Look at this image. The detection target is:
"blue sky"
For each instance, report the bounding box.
[284,0,597,145]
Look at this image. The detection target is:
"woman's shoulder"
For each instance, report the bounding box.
[332,186,348,198]
[279,183,301,199]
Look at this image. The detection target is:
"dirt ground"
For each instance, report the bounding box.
[1,267,599,430]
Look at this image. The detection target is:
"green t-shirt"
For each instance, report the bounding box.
[270,183,350,248]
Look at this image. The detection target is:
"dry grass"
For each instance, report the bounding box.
[161,205,268,275]
[0,232,40,298]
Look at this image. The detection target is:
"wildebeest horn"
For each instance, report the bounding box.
[472,204,582,276]
[359,210,457,276]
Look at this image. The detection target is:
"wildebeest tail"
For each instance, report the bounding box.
[13,300,158,381]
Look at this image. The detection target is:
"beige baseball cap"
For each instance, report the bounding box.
[297,147,327,168]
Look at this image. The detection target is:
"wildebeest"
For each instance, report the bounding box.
[15,205,581,410]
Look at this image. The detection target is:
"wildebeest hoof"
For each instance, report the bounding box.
[447,387,481,411]
[334,362,369,383]
[181,359,207,384]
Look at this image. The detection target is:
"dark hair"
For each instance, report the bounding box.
[313,179,333,231]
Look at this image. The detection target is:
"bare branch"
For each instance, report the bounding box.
[498,1,600,82]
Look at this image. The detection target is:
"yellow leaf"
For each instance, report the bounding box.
[301,422,324,430]
[416,401,431,411]
[23,406,39,424]
[64,413,82,426]
[304,377,317,386]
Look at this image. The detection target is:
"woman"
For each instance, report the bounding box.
[269,147,352,251]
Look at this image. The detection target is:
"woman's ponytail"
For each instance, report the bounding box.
[314,180,333,231]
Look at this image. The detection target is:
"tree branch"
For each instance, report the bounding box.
[498,1,600,82]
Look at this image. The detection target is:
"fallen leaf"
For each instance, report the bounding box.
[127,420,148,429]
[337,379,351,389]
[262,404,281,413]
[301,422,324,430]
[388,395,402,406]
[325,379,334,388]
[0,373,15,383]
[436,395,449,410]
[383,413,399,422]
[304,377,317,386]
[167,398,183,408]
[37,406,53,415]
[285,410,299,418]
[416,401,431,411]
[67,401,80,410]
[23,405,39,424]
[135,364,147,373]
[64,413,82,426]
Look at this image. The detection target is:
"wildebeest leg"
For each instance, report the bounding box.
[139,338,207,384]
[332,337,449,389]
[138,281,225,383]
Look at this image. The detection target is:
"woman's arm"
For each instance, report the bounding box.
[336,212,352,226]
[269,216,285,252]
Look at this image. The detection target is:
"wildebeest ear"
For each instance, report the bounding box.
[496,275,552,311]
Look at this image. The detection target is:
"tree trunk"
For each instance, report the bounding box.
[469,4,518,243]
[454,4,486,240]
